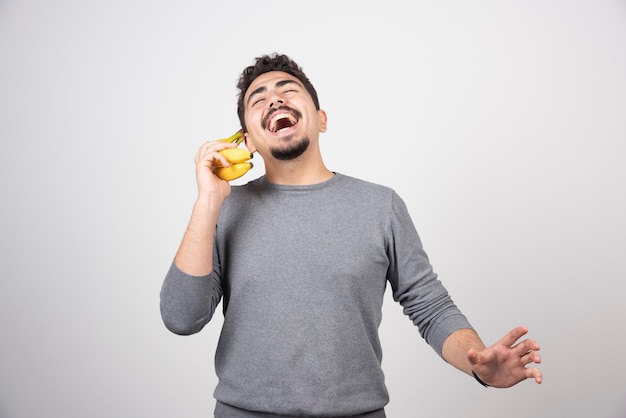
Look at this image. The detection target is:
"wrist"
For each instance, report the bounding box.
[471,370,490,388]
[194,191,226,210]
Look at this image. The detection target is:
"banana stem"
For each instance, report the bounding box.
[220,130,244,144]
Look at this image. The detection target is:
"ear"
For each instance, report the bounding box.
[318,109,328,133]
[243,132,257,153]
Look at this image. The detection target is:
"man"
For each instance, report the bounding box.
[160,53,542,417]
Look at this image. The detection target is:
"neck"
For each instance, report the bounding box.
[264,151,334,186]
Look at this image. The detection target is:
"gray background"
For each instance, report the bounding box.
[1,1,625,417]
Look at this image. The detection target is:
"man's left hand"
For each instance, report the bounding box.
[468,325,542,388]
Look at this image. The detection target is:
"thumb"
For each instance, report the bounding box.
[467,348,480,367]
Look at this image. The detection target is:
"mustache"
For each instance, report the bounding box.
[262,105,302,129]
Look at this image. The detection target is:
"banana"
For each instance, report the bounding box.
[214,162,253,181]
[219,130,244,145]
[213,130,253,181]
[213,148,253,167]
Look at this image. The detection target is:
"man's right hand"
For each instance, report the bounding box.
[193,139,241,202]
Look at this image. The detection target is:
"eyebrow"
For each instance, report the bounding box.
[246,79,303,107]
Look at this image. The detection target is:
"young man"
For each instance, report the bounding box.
[160,53,542,417]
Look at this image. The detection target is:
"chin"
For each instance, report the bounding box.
[270,137,310,160]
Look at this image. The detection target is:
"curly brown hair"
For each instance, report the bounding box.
[236,53,320,132]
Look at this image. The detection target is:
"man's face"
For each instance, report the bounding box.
[243,71,327,161]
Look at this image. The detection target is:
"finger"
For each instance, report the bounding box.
[521,350,542,366]
[212,155,232,170]
[498,325,530,348]
[194,142,207,164]
[196,142,232,167]
[195,141,216,164]
[513,338,541,357]
[196,139,238,158]
[526,367,543,384]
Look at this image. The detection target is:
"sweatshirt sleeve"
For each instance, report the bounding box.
[386,191,473,357]
[160,261,223,335]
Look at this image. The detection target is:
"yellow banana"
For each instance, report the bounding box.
[218,130,244,145]
[214,162,253,181]
[213,130,253,180]
[214,148,253,167]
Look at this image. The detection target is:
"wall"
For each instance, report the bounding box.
[1,1,625,417]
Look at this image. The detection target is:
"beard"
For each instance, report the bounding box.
[270,135,310,160]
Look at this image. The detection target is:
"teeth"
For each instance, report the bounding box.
[269,113,298,132]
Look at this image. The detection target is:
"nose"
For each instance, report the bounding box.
[269,99,284,108]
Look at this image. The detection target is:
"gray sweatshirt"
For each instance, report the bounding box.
[160,173,472,417]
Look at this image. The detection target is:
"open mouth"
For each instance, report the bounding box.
[268,112,299,133]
